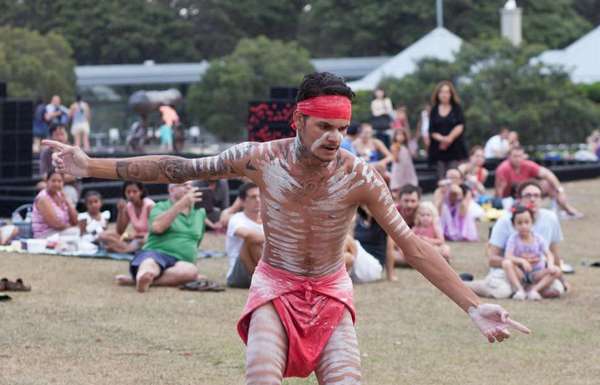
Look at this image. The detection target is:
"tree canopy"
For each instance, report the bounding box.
[186,36,314,140]
[0,26,76,100]
[0,0,593,64]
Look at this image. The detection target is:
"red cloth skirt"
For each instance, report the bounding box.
[237,260,355,378]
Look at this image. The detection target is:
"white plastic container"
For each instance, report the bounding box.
[26,239,47,253]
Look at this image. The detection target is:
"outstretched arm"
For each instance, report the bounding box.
[357,164,530,341]
[362,175,480,312]
[43,140,258,183]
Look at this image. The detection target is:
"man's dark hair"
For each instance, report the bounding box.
[508,145,524,155]
[121,181,148,200]
[84,190,102,201]
[296,72,354,102]
[398,184,422,199]
[239,182,258,200]
[516,179,543,197]
[49,122,66,137]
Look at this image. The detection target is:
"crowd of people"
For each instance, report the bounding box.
[1,79,586,303]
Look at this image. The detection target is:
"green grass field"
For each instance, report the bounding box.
[2,178,600,385]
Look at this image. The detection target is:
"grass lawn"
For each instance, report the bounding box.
[1,178,600,385]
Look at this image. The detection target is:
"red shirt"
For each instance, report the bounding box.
[495,159,541,197]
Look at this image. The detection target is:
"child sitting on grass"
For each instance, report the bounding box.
[78,190,110,242]
[412,201,451,263]
[503,204,562,300]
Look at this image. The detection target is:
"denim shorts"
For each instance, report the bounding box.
[129,250,178,280]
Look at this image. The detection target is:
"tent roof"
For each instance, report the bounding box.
[75,57,389,87]
[348,27,463,91]
[534,25,600,84]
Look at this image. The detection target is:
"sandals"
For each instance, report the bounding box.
[0,278,31,292]
[179,279,225,292]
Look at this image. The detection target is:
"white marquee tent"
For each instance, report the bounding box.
[348,27,463,91]
[534,25,600,84]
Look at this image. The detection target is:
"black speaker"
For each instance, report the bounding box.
[0,99,33,132]
[270,87,298,101]
[0,98,33,178]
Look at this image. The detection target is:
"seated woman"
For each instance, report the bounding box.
[98,181,154,253]
[353,123,393,181]
[434,167,484,219]
[32,170,79,239]
[440,183,479,242]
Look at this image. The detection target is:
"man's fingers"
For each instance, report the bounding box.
[42,139,69,151]
[506,318,531,334]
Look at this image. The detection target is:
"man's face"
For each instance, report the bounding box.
[52,127,68,143]
[500,129,509,140]
[398,192,420,218]
[295,112,349,163]
[242,187,261,215]
[519,185,542,213]
[51,95,61,106]
[169,181,193,202]
[509,149,525,168]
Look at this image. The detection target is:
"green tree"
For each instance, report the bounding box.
[0,27,75,100]
[0,0,200,65]
[378,38,600,146]
[187,36,314,140]
[298,0,591,57]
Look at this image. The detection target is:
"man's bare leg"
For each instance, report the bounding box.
[315,310,361,385]
[152,261,199,287]
[245,303,288,385]
[135,258,161,293]
[240,239,263,275]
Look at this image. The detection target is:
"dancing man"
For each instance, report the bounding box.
[45,72,529,385]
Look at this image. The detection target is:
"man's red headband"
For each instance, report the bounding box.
[292,95,352,128]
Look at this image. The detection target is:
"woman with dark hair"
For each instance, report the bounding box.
[428,80,468,179]
[98,181,155,253]
[32,170,79,238]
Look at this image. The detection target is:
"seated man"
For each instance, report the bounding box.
[484,127,510,159]
[226,182,264,288]
[495,146,582,218]
[194,179,230,231]
[343,229,383,284]
[115,182,206,292]
[466,180,568,299]
[386,184,421,278]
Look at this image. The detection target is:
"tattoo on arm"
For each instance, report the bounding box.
[114,142,257,183]
[116,160,160,181]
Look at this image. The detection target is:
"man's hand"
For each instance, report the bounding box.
[468,304,531,343]
[179,186,203,209]
[42,140,90,177]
